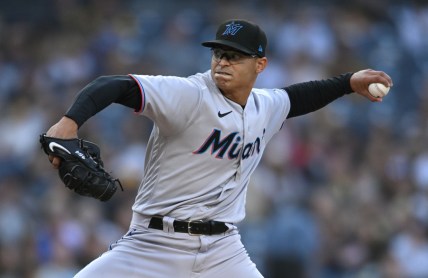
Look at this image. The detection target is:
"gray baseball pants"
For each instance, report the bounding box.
[74,213,263,278]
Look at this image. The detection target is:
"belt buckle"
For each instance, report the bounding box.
[187,220,204,235]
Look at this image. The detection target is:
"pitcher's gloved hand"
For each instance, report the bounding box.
[40,134,123,201]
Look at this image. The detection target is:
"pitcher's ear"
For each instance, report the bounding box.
[256,57,268,73]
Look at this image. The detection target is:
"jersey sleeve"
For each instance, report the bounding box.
[129,74,202,136]
[270,88,291,132]
[254,88,291,142]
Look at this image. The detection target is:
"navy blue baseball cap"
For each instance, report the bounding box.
[202,19,267,57]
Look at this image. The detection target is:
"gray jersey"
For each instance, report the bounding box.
[129,70,290,223]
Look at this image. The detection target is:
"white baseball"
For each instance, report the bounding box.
[368,83,390,98]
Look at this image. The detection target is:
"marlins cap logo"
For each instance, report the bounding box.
[222,22,243,36]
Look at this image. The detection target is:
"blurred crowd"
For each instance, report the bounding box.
[1,0,428,277]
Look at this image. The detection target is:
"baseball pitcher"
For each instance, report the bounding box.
[41,19,393,277]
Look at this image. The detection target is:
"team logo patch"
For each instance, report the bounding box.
[222,22,243,36]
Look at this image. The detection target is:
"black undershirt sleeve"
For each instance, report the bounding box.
[65,72,353,127]
[65,75,142,128]
[284,72,354,118]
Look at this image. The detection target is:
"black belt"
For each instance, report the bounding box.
[148,216,229,235]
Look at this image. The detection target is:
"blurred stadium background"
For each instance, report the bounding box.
[1,0,428,277]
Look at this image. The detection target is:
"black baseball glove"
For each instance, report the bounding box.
[39,134,122,201]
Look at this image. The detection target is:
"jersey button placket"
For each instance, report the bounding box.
[235,110,246,181]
